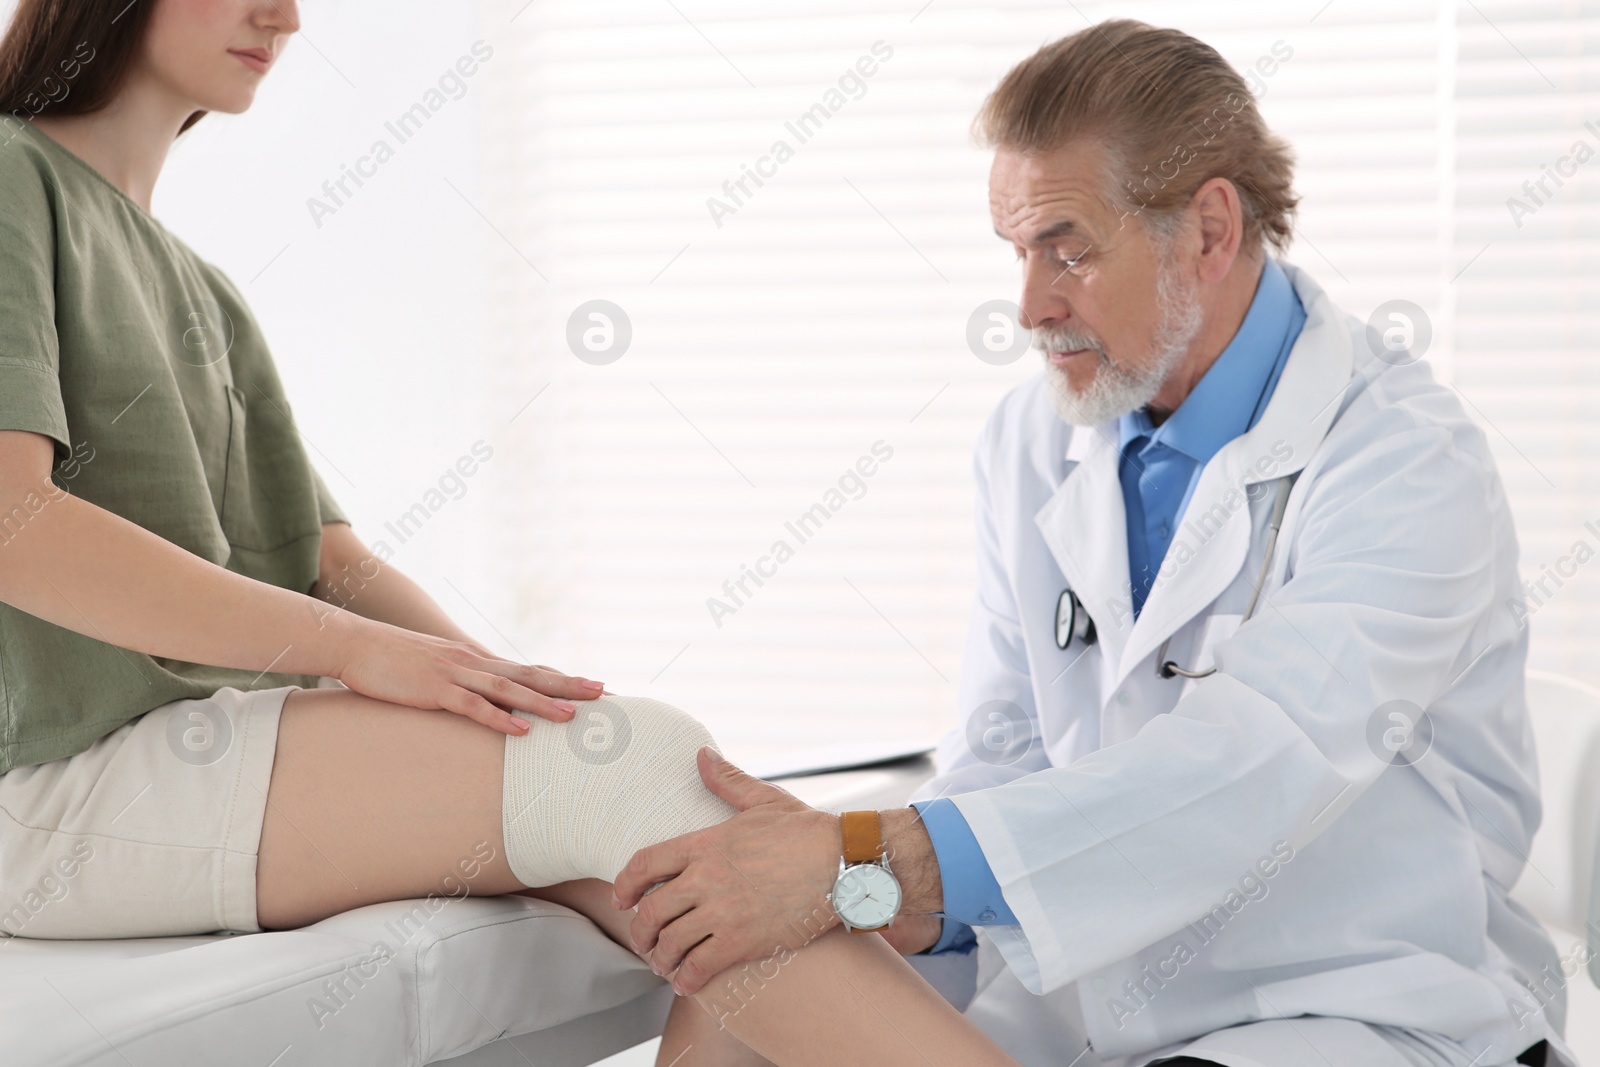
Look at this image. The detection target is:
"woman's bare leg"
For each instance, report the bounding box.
[256,689,1010,1067]
[516,878,636,949]
[257,687,576,925]
[664,930,1017,1067]
[514,881,771,1066]
[659,995,774,1066]
[515,884,1005,1067]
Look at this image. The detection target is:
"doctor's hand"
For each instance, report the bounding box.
[878,912,943,955]
[611,749,845,995]
[612,750,947,993]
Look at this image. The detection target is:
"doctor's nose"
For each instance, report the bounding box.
[1017,254,1074,334]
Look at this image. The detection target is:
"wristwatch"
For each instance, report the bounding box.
[827,809,903,933]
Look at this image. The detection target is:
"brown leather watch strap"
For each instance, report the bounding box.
[840,809,883,865]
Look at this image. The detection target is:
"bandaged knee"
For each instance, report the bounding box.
[502,694,738,887]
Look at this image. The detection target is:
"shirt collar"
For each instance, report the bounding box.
[1118,257,1298,465]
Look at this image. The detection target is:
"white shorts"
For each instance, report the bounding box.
[0,684,301,940]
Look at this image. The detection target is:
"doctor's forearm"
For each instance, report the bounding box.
[882,807,945,914]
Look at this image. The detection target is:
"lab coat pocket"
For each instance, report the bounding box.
[1178,612,1243,701]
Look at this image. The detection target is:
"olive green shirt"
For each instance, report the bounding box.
[0,121,347,775]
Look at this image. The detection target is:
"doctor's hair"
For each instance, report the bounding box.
[0,0,208,137]
[975,19,1298,255]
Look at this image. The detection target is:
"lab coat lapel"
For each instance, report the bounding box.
[1033,423,1133,676]
[1115,446,1256,688]
[1114,262,1357,689]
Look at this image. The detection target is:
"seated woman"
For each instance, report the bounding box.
[0,2,1020,1065]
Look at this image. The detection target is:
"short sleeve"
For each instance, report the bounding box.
[0,155,70,460]
[311,466,349,526]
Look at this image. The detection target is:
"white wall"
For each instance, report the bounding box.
[153,2,508,659]
[482,0,1600,764]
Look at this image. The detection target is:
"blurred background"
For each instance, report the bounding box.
[61,0,1600,766]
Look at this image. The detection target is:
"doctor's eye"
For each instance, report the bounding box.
[1049,243,1093,275]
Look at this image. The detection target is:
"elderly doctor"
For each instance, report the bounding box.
[610,20,1575,1067]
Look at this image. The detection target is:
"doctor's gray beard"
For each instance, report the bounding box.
[1036,258,1204,427]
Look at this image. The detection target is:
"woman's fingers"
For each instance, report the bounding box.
[504,659,599,698]
[345,628,603,731]
[529,662,606,697]
[468,654,604,701]
[442,686,532,736]
[459,668,579,723]
[527,663,605,698]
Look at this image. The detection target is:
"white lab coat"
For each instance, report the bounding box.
[909,262,1578,1067]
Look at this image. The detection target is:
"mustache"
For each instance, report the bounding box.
[1031,324,1106,357]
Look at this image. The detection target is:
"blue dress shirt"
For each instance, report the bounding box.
[915,258,1306,957]
[1121,257,1305,617]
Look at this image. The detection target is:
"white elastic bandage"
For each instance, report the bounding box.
[502,694,738,887]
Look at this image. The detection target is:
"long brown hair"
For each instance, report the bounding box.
[0,0,207,136]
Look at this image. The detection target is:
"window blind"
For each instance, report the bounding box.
[481,0,1598,762]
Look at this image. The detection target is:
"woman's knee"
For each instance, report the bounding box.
[258,689,735,929]
[501,694,737,887]
[256,688,522,929]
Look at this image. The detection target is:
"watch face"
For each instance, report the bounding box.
[833,862,902,929]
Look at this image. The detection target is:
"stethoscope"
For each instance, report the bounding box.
[1054,587,1096,650]
[1052,473,1298,681]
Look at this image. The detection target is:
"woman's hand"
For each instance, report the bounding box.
[326,613,602,734]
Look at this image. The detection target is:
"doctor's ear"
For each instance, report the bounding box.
[1187,176,1246,283]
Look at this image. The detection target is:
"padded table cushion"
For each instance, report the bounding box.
[0,752,940,1066]
[0,894,663,1066]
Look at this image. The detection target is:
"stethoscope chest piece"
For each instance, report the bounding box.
[1055,588,1097,650]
